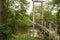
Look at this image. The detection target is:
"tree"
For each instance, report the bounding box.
[52,0,60,35]
[0,0,3,24]
[0,0,3,40]
[0,0,29,40]
[52,0,60,4]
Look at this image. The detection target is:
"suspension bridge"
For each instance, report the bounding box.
[31,0,60,40]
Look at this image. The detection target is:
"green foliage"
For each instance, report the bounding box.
[56,9,60,25]
[30,13,41,23]
[52,0,60,36]
[11,34,41,40]
[0,0,30,40]
[56,10,60,35]
[52,0,60,4]
[44,36,49,40]
[1,0,60,40]
[43,11,56,21]
[19,16,32,27]
[44,11,52,20]
[35,14,41,23]
[34,6,41,12]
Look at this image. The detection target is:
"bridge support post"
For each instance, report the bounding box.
[32,1,35,37]
[49,23,52,40]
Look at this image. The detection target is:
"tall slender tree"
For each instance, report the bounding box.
[0,0,29,40]
[0,0,3,24]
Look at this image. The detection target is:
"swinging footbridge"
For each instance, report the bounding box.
[30,0,60,40]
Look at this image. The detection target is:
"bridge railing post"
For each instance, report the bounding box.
[49,23,52,40]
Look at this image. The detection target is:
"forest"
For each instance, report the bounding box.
[0,0,60,40]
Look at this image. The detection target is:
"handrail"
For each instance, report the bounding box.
[29,20,60,40]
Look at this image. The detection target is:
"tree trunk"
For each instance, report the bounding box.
[0,0,3,40]
[0,0,3,24]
